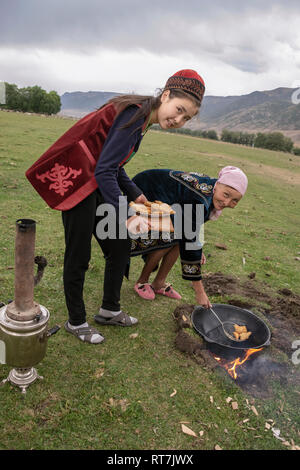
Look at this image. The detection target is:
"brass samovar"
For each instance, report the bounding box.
[0,219,59,393]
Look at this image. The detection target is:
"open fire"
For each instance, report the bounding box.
[174,301,296,399]
[213,348,263,380]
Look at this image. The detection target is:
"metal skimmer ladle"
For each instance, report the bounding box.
[209,307,243,342]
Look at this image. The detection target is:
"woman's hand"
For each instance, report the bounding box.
[192,280,212,309]
[201,253,206,265]
[195,291,212,309]
[134,194,148,204]
[126,215,150,234]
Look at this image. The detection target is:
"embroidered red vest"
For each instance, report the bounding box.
[26,103,144,210]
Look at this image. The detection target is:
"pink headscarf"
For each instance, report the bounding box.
[209,166,248,220]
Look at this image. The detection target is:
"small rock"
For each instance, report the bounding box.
[215,243,227,250]
[248,272,256,279]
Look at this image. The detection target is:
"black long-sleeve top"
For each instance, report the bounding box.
[94,106,145,221]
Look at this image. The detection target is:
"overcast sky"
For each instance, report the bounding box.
[1,0,300,97]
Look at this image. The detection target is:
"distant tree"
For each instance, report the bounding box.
[1,83,61,115]
[40,90,61,114]
[221,129,232,143]
[238,131,256,146]
[26,86,47,113]
[3,83,21,110]
[166,127,219,140]
[193,130,203,137]
[254,132,267,149]
[283,136,294,153]
[255,131,293,153]
[230,131,241,144]
[206,130,219,140]
[293,147,300,156]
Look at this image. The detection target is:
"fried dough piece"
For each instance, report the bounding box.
[150,203,161,212]
[234,324,245,334]
[130,200,175,215]
[239,331,252,341]
[129,202,148,214]
[233,323,252,341]
[159,203,174,214]
[234,324,247,334]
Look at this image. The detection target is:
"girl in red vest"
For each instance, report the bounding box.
[26,69,205,344]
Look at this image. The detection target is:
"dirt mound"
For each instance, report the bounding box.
[202,272,274,305]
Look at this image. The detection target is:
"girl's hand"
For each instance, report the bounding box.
[134,194,148,204]
[126,215,150,234]
[201,253,206,265]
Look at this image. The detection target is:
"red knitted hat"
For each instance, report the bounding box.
[164,69,205,104]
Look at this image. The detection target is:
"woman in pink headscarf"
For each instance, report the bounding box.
[130,166,248,307]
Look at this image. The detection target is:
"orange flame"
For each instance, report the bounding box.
[214,348,263,380]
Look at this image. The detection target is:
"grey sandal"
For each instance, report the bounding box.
[64,321,104,344]
[94,311,138,327]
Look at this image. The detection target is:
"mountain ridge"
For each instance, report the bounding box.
[59,87,300,144]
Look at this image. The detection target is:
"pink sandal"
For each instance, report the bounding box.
[134,283,155,300]
[153,283,182,300]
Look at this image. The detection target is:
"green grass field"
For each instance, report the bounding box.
[0,110,299,450]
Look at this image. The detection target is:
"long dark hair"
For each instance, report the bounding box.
[101,89,201,130]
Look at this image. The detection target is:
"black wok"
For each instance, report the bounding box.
[191,303,271,358]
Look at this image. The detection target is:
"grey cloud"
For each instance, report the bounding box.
[1,0,300,75]
[0,0,297,47]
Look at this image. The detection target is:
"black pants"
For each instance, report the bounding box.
[62,190,131,326]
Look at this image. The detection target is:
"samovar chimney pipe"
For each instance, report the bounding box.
[6,219,41,321]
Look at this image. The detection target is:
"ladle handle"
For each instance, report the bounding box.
[209,307,222,325]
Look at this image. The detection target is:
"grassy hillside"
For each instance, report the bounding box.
[197,87,300,144]
[0,110,299,451]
